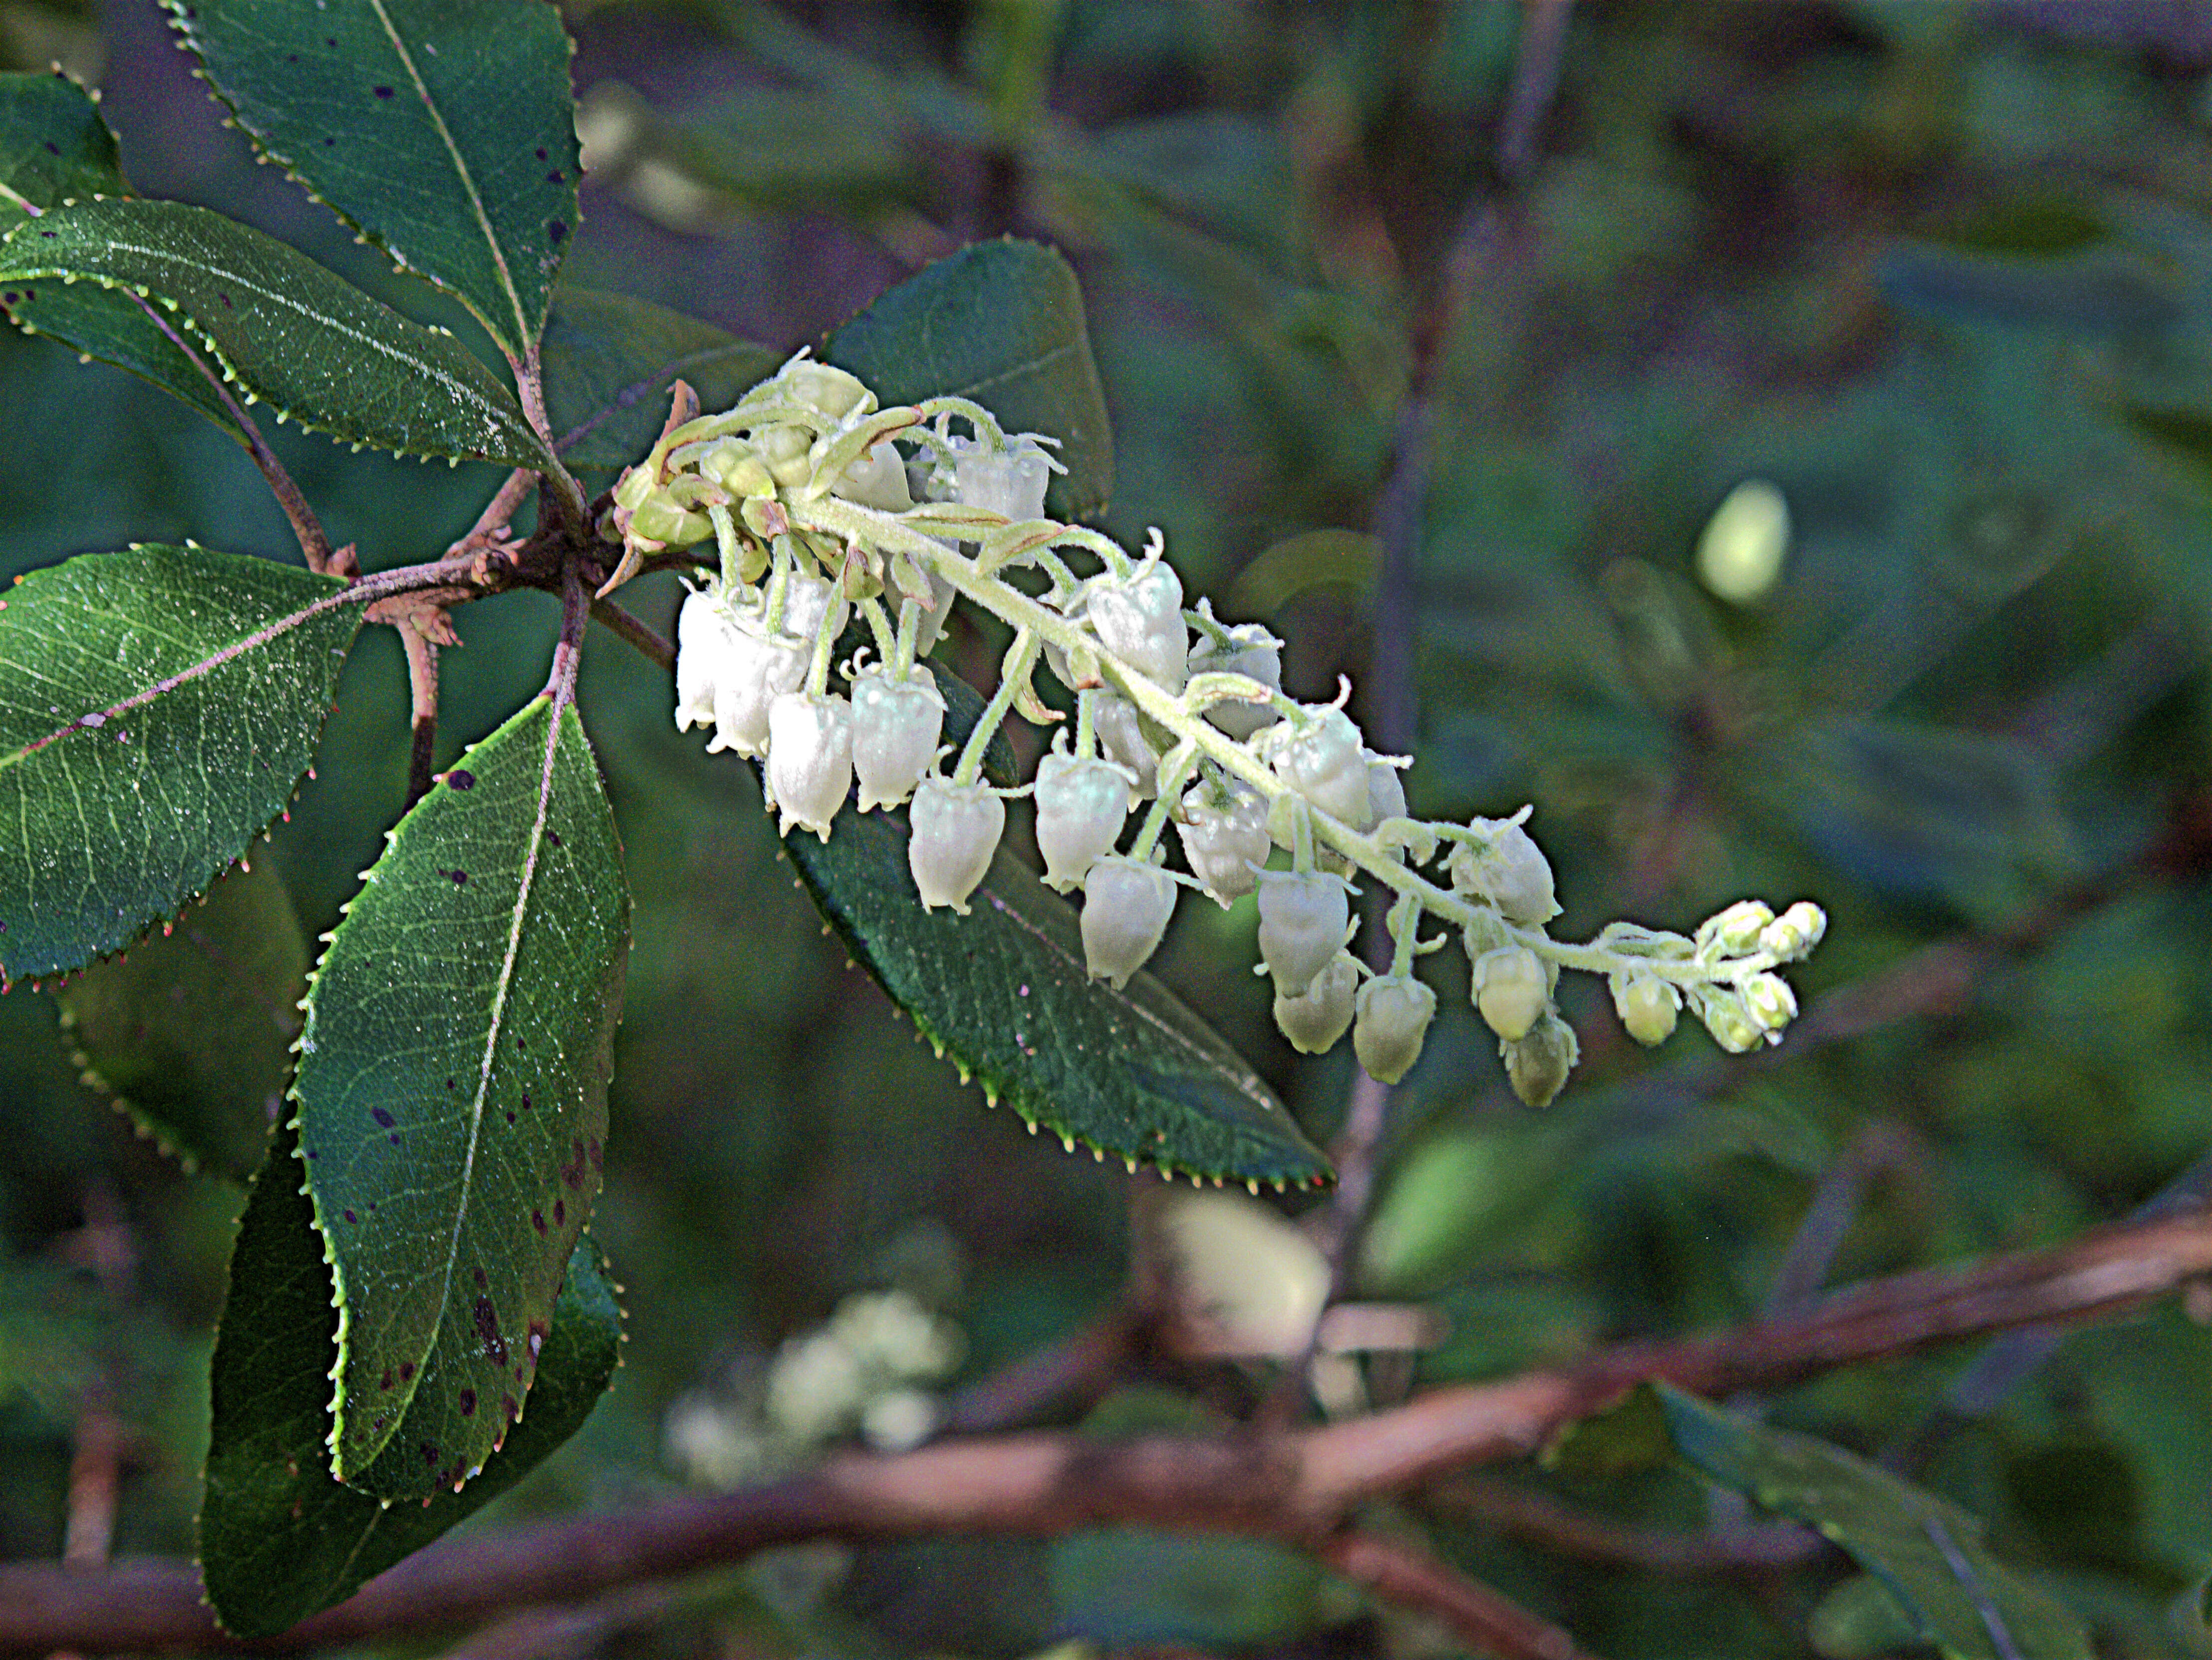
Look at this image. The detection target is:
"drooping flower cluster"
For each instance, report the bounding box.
[614,354,1827,1108]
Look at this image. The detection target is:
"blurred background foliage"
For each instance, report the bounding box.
[6,1,2212,1656]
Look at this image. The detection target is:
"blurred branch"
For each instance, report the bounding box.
[10,1198,2209,1655]
[1316,1529,1604,1660]
[1422,1476,1823,1574]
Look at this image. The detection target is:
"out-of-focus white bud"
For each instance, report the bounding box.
[768,691,853,841]
[849,666,945,813]
[1697,989,1762,1053]
[1175,778,1271,906]
[1445,809,1560,925]
[1760,901,1827,961]
[1471,945,1546,1043]
[1503,1012,1579,1108]
[1255,870,1352,998]
[908,777,1005,913]
[1742,972,1798,1035]
[1354,974,1437,1084]
[1273,951,1358,1054]
[1610,971,1681,1047]
[1698,900,1775,956]
[1081,855,1179,989]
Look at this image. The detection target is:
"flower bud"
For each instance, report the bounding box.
[1188,623,1283,740]
[1445,811,1560,925]
[1698,900,1775,956]
[780,360,872,423]
[1696,989,1762,1054]
[829,440,914,513]
[757,423,813,487]
[850,666,945,812]
[1085,562,1189,693]
[1093,695,1161,796]
[1034,748,1136,892]
[1503,1012,1580,1108]
[1255,870,1351,998]
[698,440,774,498]
[1174,779,1271,905]
[908,777,1005,914]
[629,493,711,548]
[1610,972,1680,1047]
[1267,707,1374,830]
[1354,974,1437,1084]
[767,691,853,842]
[1081,856,1178,989]
[1742,971,1797,1034]
[1274,952,1359,1054]
[1760,901,1827,961]
[613,460,659,514]
[1471,945,1547,1043]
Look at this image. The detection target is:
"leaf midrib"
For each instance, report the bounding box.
[365,0,530,361]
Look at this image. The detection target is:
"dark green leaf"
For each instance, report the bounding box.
[292,692,628,1497]
[657,85,915,212]
[1655,1383,2091,1660]
[0,74,243,438]
[783,806,1331,1190]
[200,1120,623,1639]
[0,69,124,211]
[827,238,1115,520]
[543,286,779,471]
[0,546,358,984]
[166,0,581,362]
[56,856,305,1180]
[0,199,552,469]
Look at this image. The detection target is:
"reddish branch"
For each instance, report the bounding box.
[6,1201,2208,1656]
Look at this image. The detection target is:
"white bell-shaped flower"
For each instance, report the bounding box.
[850,666,945,813]
[1365,750,1408,826]
[1354,974,1437,1083]
[707,619,810,759]
[829,440,914,513]
[674,584,746,732]
[1084,560,1188,693]
[1174,778,1271,906]
[1265,706,1374,830]
[952,436,1054,522]
[1254,870,1351,999]
[768,690,853,842]
[1080,855,1179,989]
[1034,745,1136,892]
[1445,808,1560,925]
[1189,621,1283,740]
[1471,944,1547,1043]
[908,776,1005,914]
[1273,951,1358,1054]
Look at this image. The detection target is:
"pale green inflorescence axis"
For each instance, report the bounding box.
[608,354,1826,1107]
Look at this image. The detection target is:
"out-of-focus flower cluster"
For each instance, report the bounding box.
[611,355,1826,1108]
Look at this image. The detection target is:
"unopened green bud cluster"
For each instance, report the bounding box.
[612,355,1827,1108]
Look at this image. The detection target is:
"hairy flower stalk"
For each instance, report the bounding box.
[628,354,1827,1106]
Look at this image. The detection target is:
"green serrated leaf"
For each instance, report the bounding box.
[0,69,123,211]
[200,1120,623,1640]
[0,74,244,439]
[1654,1383,2091,1660]
[827,238,1115,520]
[0,198,552,469]
[56,856,305,1181]
[167,0,581,362]
[0,545,358,984]
[292,692,628,1497]
[782,805,1330,1190]
[543,285,780,471]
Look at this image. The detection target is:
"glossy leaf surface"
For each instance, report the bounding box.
[200,1122,622,1638]
[827,238,1114,519]
[543,285,779,470]
[168,0,582,361]
[0,546,356,983]
[56,856,306,1180]
[0,199,552,468]
[292,693,627,1496]
[785,804,1331,1189]
[1657,1384,2090,1659]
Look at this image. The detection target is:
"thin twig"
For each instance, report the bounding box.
[456,468,539,555]
[401,623,441,809]
[1422,1476,1823,1574]
[588,598,673,669]
[125,294,333,573]
[1317,1530,1602,1660]
[8,1200,2209,1655]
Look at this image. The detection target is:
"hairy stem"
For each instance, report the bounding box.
[401,624,440,808]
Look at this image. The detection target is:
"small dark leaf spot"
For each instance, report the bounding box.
[547,170,564,184]
[217,290,232,309]
[560,1138,587,1189]
[548,220,567,244]
[552,1198,565,1226]
[41,141,58,155]
[535,147,549,161]
[473,1267,488,1289]
[521,1093,531,1111]
[399,1362,416,1383]
[516,1036,526,1052]
[505,1110,516,1124]
[474,1295,507,1363]
[342,1208,357,1223]
[373,85,395,98]
[372,1107,395,1128]
[448,769,474,790]
[446,1077,456,1090]
[388,1132,400,1145]
[442,868,467,886]
[323,137,335,146]
[546,830,561,847]
[379,1369,393,1390]
[459,1388,477,1417]
[503,1393,520,1422]
[421,1441,439,1466]
[531,1208,545,1233]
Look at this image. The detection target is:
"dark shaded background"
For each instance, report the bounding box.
[6,2,2212,1655]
